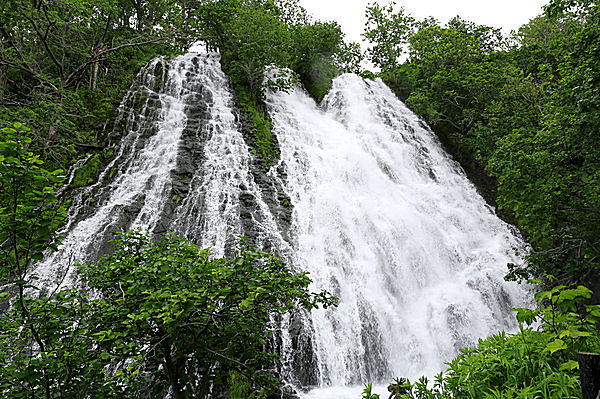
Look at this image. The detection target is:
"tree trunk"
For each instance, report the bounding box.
[90,61,98,91]
[0,64,6,104]
[579,352,600,399]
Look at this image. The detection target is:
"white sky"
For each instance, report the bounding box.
[298,0,550,44]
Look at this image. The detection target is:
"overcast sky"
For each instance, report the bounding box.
[298,0,549,45]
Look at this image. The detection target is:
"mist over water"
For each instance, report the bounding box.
[32,54,531,397]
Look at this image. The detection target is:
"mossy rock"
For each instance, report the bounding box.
[70,154,102,189]
[235,86,279,166]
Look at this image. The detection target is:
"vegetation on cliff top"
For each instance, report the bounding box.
[192,0,362,164]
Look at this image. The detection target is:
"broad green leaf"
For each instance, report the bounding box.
[511,307,538,325]
[559,360,579,371]
[545,339,567,354]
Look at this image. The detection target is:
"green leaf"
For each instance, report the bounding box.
[559,360,579,371]
[558,328,592,339]
[511,307,538,325]
[545,339,567,354]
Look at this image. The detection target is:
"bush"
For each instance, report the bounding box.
[1,231,336,398]
[378,281,599,399]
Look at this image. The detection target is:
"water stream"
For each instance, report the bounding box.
[266,74,531,396]
[33,54,531,397]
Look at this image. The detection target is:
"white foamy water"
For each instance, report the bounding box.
[34,53,268,286]
[169,62,283,256]
[32,53,531,398]
[266,74,531,395]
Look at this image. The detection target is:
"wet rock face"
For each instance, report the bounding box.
[287,312,319,387]
[232,93,293,251]
[266,311,319,392]
[154,76,213,239]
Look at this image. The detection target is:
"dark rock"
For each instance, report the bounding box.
[231,90,294,249]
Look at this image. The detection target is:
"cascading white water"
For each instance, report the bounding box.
[169,75,245,254]
[168,60,286,256]
[266,74,532,396]
[32,52,532,398]
[31,53,280,285]
[32,54,187,286]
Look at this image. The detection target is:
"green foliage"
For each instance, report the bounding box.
[334,41,365,75]
[0,123,66,282]
[514,283,600,356]
[0,123,117,398]
[0,0,194,171]
[229,371,256,399]
[387,377,411,399]
[78,231,336,397]
[489,3,600,285]
[0,0,190,91]
[0,230,335,398]
[299,56,339,102]
[361,383,380,399]
[197,0,359,98]
[0,288,137,398]
[363,1,415,72]
[197,0,290,97]
[224,3,292,96]
[237,86,279,165]
[382,283,599,399]
[290,21,346,101]
[404,17,504,137]
[70,153,101,188]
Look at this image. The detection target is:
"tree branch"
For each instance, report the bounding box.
[21,12,64,80]
[0,21,28,66]
[63,35,170,88]
[0,59,59,90]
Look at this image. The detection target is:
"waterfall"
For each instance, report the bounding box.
[32,54,531,397]
[266,74,531,396]
[33,54,188,286]
[32,53,283,286]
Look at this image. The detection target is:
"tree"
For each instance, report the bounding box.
[489,1,600,286]
[0,288,135,399]
[0,0,190,92]
[0,122,65,284]
[333,41,364,75]
[78,231,336,398]
[363,1,415,72]
[193,0,361,165]
[0,230,335,398]
[404,17,504,136]
[0,123,121,399]
[223,4,292,96]
[196,0,293,97]
[0,0,200,171]
[290,21,346,100]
